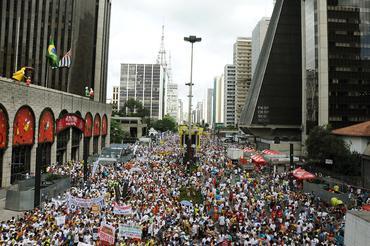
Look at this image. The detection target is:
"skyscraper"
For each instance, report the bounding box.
[206,88,214,125]
[119,63,167,120]
[302,0,370,133]
[224,65,236,126]
[195,101,204,124]
[112,86,120,112]
[213,75,224,124]
[252,17,270,76]
[0,0,111,102]
[166,83,178,120]
[233,37,252,125]
[178,99,184,124]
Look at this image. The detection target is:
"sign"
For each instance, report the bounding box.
[99,223,115,244]
[113,204,132,215]
[67,194,104,210]
[91,204,100,215]
[55,215,66,226]
[325,159,333,165]
[118,224,142,239]
[56,113,84,133]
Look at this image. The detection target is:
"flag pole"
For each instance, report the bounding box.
[45,63,49,88]
[14,16,20,72]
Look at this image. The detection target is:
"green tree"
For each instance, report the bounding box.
[110,118,128,143]
[152,115,177,132]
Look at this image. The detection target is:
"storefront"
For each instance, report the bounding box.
[84,113,93,162]
[93,114,101,154]
[11,106,35,184]
[56,113,84,164]
[0,105,8,187]
[37,109,54,172]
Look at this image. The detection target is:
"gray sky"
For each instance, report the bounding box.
[107,0,274,108]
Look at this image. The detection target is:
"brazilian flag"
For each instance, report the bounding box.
[47,38,59,68]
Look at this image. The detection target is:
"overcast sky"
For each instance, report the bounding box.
[107,0,274,109]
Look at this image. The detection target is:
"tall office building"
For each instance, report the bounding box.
[224,65,236,126]
[0,0,111,102]
[119,63,167,120]
[240,0,302,142]
[178,99,184,124]
[206,88,214,125]
[302,0,370,133]
[111,86,120,112]
[252,17,270,76]
[166,83,178,120]
[213,75,224,124]
[195,101,204,124]
[233,37,252,125]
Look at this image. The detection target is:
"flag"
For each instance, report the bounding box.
[12,67,26,81]
[47,38,59,68]
[59,49,72,68]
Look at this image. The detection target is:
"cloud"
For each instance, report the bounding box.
[107,0,274,111]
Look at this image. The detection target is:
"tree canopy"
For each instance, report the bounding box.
[152,115,177,132]
[110,118,129,143]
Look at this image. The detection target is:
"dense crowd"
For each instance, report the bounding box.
[0,135,369,245]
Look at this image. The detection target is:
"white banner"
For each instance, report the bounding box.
[55,215,66,226]
[113,204,132,215]
[118,224,142,239]
[67,194,104,210]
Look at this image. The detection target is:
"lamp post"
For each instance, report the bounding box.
[184,35,201,164]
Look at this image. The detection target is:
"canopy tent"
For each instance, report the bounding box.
[243,147,256,153]
[251,154,267,165]
[292,167,315,180]
[262,149,282,155]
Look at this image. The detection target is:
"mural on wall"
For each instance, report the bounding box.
[93,114,101,137]
[38,110,55,143]
[102,115,107,136]
[84,113,93,137]
[13,107,35,146]
[0,108,8,149]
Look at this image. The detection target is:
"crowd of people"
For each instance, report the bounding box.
[0,135,368,245]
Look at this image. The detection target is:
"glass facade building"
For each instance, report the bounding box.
[119,64,166,120]
[303,0,370,132]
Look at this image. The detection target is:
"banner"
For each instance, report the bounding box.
[56,113,85,133]
[68,194,104,210]
[55,215,66,226]
[99,223,115,244]
[113,204,132,215]
[118,224,142,239]
[92,160,99,177]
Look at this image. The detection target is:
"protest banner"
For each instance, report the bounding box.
[67,194,104,210]
[55,215,66,226]
[91,204,100,215]
[118,224,142,239]
[113,203,132,215]
[99,223,115,245]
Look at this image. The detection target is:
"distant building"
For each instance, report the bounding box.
[252,17,270,76]
[206,88,214,125]
[119,63,167,120]
[112,86,120,112]
[178,99,184,124]
[224,65,236,126]
[213,75,224,124]
[233,37,252,125]
[112,116,147,139]
[166,83,178,120]
[196,101,204,124]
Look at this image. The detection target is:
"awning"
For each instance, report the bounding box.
[243,147,256,153]
[292,167,315,180]
[262,149,282,155]
[251,154,266,164]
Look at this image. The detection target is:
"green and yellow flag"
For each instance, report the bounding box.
[47,38,59,68]
[12,67,26,81]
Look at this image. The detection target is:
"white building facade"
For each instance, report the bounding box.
[224,65,236,126]
[166,83,178,120]
[252,17,270,76]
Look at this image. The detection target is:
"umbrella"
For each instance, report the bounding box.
[292,167,315,180]
[262,149,282,155]
[130,167,143,173]
[251,154,266,165]
[362,204,370,211]
[243,147,256,153]
[180,200,193,207]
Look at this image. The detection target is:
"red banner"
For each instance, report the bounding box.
[93,114,101,136]
[13,107,35,146]
[84,113,93,137]
[0,109,8,149]
[56,113,84,134]
[102,115,107,136]
[38,110,54,143]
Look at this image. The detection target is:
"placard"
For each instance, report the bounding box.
[118,224,142,239]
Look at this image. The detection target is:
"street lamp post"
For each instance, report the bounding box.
[184,35,201,164]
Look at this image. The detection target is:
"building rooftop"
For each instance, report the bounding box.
[332,121,370,137]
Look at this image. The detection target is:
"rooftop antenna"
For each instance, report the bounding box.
[156,25,167,68]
